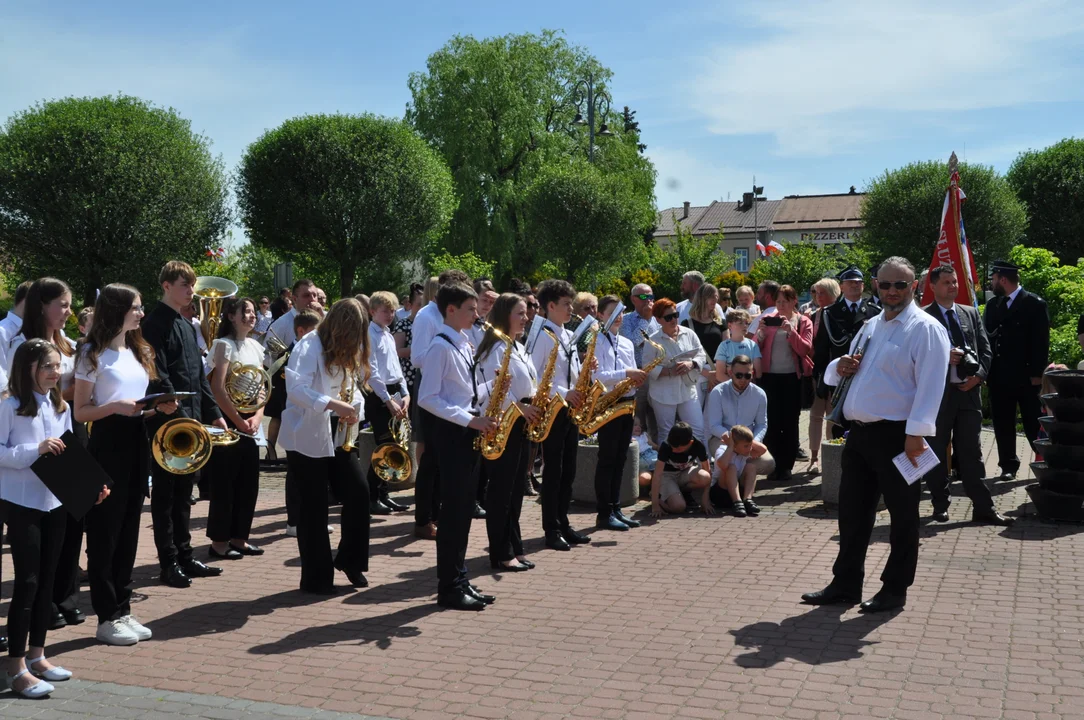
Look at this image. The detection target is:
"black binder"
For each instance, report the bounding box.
[31,430,113,521]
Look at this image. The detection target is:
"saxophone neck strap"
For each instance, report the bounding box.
[437,332,478,408]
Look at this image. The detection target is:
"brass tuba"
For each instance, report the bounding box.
[474,323,524,460]
[152,417,239,475]
[372,416,413,484]
[194,277,238,347]
[225,362,273,413]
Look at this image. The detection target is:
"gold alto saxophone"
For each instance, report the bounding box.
[580,329,666,435]
[570,325,605,427]
[474,323,524,460]
[525,328,568,443]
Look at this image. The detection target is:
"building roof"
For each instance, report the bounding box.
[655,199,781,237]
[654,204,709,236]
[769,193,865,232]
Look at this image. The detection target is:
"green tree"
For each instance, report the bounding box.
[0,95,230,306]
[747,242,848,294]
[237,114,456,298]
[1009,245,1084,366]
[428,249,497,281]
[859,160,1026,274]
[1007,138,1084,262]
[647,215,732,301]
[407,30,656,276]
[523,161,653,286]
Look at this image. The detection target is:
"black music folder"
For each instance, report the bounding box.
[31,430,113,521]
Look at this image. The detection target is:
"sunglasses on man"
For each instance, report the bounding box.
[526,301,539,309]
[877,280,911,291]
[732,372,753,380]
[635,293,655,301]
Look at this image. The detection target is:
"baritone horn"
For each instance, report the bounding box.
[152,417,239,475]
[194,276,238,347]
[372,416,413,484]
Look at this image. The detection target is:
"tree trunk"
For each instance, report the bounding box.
[339,262,356,300]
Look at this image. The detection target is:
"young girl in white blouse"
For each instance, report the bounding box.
[2,339,108,697]
[74,284,176,647]
[280,299,371,594]
[206,297,265,560]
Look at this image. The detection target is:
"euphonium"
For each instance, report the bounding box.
[193,276,238,347]
[524,328,567,444]
[474,323,524,460]
[569,325,606,427]
[373,416,413,484]
[580,330,666,435]
[225,362,273,413]
[152,417,238,475]
[825,333,872,428]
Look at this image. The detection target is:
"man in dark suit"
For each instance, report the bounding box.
[983,260,1050,480]
[925,265,1013,526]
[812,266,881,438]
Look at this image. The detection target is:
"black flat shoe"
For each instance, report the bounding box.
[437,589,486,611]
[800,586,860,605]
[229,542,265,556]
[382,495,409,512]
[931,509,950,522]
[48,610,67,631]
[515,558,535,569]
[62,608,86,626]
[972,510,1015,527]
[466,584,496,605]
[473,502,487,519]
[561,527,590,544]
[188,495,198,506]
[545,532,571,551]
[490,558,530,572]
[342,568,369,588]
[743,499,761,516]
[859,592,906,614]
[181,559,223,578]
[209,546,243,560]
[369,500,393,516]
[613,507,640,528]
[596,513,629,531]
[0,635,7,653]
[161,564,192,589]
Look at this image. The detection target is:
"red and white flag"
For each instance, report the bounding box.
[920,152,979,306]
[766,240,785,256]
[756,239,767,257]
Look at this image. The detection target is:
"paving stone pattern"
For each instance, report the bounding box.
[1,423,1080,719]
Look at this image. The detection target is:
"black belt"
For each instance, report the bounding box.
[519,397,533,404]
[851,419,906,428]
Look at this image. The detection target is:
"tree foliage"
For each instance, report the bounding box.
[428,249,497,281]
[646,217,732,301]
[406,30,656,276]
[747,242,851,294]
[1007,138,1084,262]
[523,160,652,286]
[859,160,1026,274]
[0,95,230,305]
[237,113,456,298]
[1010,245,1084,366]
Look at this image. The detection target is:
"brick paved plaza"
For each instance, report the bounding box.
[1,425,1080,719]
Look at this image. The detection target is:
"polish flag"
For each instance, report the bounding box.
[766,240,785,256]
[756,240,767,257]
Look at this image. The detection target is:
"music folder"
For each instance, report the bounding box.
[31,430,113,521]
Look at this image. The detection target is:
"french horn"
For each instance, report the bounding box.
[225,362,273,413]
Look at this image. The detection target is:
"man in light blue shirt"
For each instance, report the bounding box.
[703,355,774,477]
[620,284,661,442]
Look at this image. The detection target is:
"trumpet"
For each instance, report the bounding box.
[152,417,239,475]
[825,334,872,428]
[194,276,238,347]
[334,371,360,452]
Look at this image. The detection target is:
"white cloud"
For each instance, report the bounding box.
[688,0,1084,156]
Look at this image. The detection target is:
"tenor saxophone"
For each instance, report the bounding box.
[569,325,606,427]
[524,328,568,443]
[474,324,524,460]
[580,329,666,435]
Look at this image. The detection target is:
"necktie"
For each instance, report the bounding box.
[947,308,967,348]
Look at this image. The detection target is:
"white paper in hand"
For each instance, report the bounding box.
[892,445,940,485]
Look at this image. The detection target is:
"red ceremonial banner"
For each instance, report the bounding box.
[920,155,978,306]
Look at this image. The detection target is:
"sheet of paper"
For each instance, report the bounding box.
[892,445,940,485]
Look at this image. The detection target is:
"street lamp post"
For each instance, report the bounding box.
[563,72,614,163]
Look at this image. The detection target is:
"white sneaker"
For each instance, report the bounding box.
[119,615,152,641]
[96,619,139,646]
[328,525,334,534]
[286,525,298,537]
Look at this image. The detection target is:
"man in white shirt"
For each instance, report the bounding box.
[366,292,411,515]
[0,281,32,371]
[747,280,779,335]
[801,256,949,614]
[675,271,704,324]
[263,279,320,462]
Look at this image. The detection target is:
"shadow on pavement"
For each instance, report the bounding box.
[730,604,896,667]
[248,603,437,654]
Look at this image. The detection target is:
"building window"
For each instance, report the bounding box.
[734,248,750,272]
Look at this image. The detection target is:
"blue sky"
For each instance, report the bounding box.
[3,0,1083,219]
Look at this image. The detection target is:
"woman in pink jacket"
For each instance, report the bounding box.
[754,285,814,483]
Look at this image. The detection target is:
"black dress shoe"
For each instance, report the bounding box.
[209,546,243,560]
[62,608,86,626]
[858,591,906,614]
[796,447,810,460]
[188,495,198,506]
[437,589,486,611]
[972,509,1015,526]
[490,558,530,572]
[800,586,860,605]
[0,635,7,653]
[48,610,67,630]
[560,527,590,544]
[545,532,571,551]
[996,469,1018,481]
[931,509,950,522]
[181,559,223,578]
[381,495,409,512]
[465,584,496,605]
[596,513,629,531]
[473,502,487,519]
[161,564,192,588]
[515,558,535,569]
[229,542,265,556]
[342,568,368,587]
[613,506,640,528]
[369,499,393,515]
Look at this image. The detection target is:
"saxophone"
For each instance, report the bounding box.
[474,323,524,460]
[569,325,605,427]
[580,329,665,435]
[524,328,568,443]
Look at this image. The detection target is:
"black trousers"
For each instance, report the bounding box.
[287,449,370,593]
[760,373,802,475]
[414,407,442,526]
[541,407,578,534]
[484,417,527,563]
[989,382,1042,473]
[4,503,66,657]
[52,421,90,616]
[429,416,479,592]
[595,414,633,515]
[927,387,994,513]
[150,463,194,569]
[207,436,260,542]
[364,383,402,504]
[85,415,149,625]
[832,421,920,597]
[285,464,299,528]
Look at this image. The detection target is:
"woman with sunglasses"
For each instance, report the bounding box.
[754,285,814,483]
[680,283,727,409]
[643,298,709,451]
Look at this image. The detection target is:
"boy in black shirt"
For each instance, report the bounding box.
[649,422,711,516]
